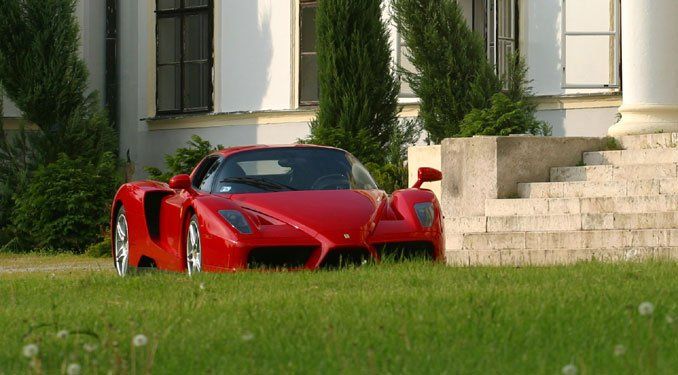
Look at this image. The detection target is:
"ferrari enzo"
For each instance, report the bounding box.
[111,145,443,276]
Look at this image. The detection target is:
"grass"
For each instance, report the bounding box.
[0,260,676,374]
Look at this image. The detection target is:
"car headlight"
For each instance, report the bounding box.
[414,202,435,228]
[219,210,252,234]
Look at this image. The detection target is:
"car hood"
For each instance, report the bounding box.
[228,190,388,238]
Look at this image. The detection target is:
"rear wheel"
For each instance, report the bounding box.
[186,215,202,276]
[114,208,130,277]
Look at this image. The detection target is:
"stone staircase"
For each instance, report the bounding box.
[445,133,678,266]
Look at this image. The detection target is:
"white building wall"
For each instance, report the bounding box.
[218,0,293,112]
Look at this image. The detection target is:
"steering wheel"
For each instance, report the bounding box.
[311,174,350,190]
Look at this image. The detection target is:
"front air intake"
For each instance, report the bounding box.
[247,247,315,269]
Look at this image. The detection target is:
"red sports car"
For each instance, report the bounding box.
[111,145,443,276]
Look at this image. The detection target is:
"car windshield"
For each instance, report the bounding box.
[213,147,378,194]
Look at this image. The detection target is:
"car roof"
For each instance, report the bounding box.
[212,144,346,158]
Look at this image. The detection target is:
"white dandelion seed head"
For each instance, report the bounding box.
[614,344,626,356]
[561,363,577,375]
[638,301,654,316]
[199,282,205,290]
[241,332,255,341]
[66,363,82,375]
[133,334,148,347]
[22,344,39,358]
[83,343,98,353]
[56,329,69,339]
[666,315,674,324]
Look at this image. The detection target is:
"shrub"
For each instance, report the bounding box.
[145,135,223,182]
[12,152,122,252]
[392,0,500,143]
[84,234,111,258]
[305,0,401,166]
[459,53,552,137]
[459,93,551,137]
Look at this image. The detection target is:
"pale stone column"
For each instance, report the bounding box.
[608,0,678,136]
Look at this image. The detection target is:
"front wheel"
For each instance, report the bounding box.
[114,207,130,277]
[186,215,202,276]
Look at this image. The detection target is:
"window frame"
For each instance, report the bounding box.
[155,0,214,115]
[298,0,319,107]
[561,0,620,89]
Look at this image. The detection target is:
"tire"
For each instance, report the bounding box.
[186,215,202,276]
[114,207,130,277]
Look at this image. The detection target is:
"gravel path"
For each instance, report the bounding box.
[0,257,111,274]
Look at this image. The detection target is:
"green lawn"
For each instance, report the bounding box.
[1,260,676,374]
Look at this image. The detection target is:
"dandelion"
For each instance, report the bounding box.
[561,363,577,375]
[241,331,255,341]
[199,282,205,290]
[133,334,148,347]
[83,343,98,353]
[56,329,69,339]
[638,301,654,316]
[66,363,81,375]
[614,344,626,356]
[22,344,39,358]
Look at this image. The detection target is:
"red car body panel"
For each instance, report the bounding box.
[110,145,444,272]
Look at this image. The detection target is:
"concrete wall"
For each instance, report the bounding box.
[439,136,607,217]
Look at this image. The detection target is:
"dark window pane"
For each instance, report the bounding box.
[184,62,210,110]
[184,13,209,61]
[157,17,180,64]
[300,6,316,53]
[157,64,181,111]
[157,0,180,11]
[185,0,208,8]
[300,54,318,103]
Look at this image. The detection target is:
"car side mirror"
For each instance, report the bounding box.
[412,167,442,189]
[169,174,192,190]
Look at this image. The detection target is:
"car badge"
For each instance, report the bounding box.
[343,233,351,239]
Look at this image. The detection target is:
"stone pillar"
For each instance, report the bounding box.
[608,0,678,136]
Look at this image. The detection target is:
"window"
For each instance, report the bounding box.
[561,0,620,88]
[192,155,220,191]
[396,36,416,98]
[473,0,517,79]
[156,0,213,114]
[299,0,318,105]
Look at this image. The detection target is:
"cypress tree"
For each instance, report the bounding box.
[392,0,501,143]
[0,0,116,164]
[306,0,401,165]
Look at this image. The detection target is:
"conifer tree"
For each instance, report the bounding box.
[306,0,402,166]
[392,0,501,143]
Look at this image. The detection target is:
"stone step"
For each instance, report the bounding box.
[517,179,678,198]
[486,211,678,232]
[447,229,678,251]
[446,247,678,267]
[617,133,678,150]
[550,163,678,182]
[583,149,678,166]
[485,195,678,216]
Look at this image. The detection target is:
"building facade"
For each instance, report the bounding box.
[2,0,627,176]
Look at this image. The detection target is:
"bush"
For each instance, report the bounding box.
[12,152,122,252]
[305,0,402,166]
[459,53,552,137]
[145,135,222,182]
[392,0,500,143]
[84,234,111,258]
[459,93,551,137]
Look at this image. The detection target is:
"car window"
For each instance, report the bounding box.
[213,148,378,194]
[191,156,220,191]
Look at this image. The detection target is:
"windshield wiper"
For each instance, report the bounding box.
[220,177,298,191]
